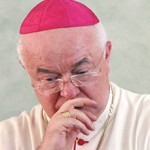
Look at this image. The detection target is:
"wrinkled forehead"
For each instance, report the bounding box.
[20,26,103,70]
[22,25,99,44]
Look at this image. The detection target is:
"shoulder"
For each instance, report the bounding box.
[0,104,44,147]
[111,82,150,106]
[0,104,42,126]
[109,83,150,149]
[111,82,150,124]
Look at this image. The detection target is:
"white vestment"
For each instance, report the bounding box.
[0,83,150,150]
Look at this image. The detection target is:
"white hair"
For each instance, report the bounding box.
[94,22,108,51]
[17,37,26,67]
[17,22,108,67]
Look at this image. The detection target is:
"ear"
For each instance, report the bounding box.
[105,41,112,62]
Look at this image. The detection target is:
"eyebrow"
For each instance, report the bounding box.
[37,68,57,74]
[36,57,91,74]
[72,57,91,68]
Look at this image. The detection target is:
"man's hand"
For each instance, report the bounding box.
[38,98,97,150]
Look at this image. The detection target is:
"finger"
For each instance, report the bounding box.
[60,98,97,111]
[71,98,97,108]
[69,109,95,130]
[73,108,97,121]
[81,110,97,121]
[61,118,90,135]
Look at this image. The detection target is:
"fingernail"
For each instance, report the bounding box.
[93,115,97,120]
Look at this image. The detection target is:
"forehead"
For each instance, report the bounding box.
[21,26,102,71]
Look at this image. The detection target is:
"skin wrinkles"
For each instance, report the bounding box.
[36,57,94,80]
[37,57,92,74]
[17,23,107,68]
[21,25,111,119]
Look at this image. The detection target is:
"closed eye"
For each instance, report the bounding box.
[74,70,89,75]
[79,71,88,74]
[46,77,59,82]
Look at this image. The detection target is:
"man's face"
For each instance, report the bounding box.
[21,25,111,118]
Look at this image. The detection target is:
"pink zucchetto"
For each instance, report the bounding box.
[20,0,99,34]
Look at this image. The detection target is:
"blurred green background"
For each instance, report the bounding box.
[0,0,150,121]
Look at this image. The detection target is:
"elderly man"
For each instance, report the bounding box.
[0,0,150,150]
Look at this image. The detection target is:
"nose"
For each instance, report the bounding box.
[60,81,80,99]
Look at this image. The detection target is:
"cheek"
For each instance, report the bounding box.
[79,85,100,101]
[80,85,104,111]
[105,63,110,74]
[34,89,59,117]
[103,60,110,75]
